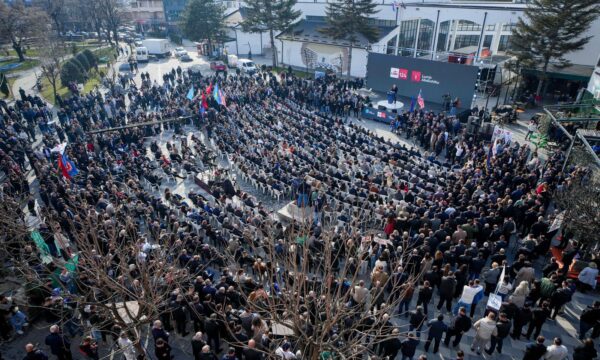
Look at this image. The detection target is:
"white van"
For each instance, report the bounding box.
[238,59,257,74]
[136,47,149,62]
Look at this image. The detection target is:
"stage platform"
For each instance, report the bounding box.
[277,201,313,223]
[376,100,404,111]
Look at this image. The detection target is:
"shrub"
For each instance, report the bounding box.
[75,52,90,71]
[69,58,87,77]
[82,49,97,67]
[60,60,84,85]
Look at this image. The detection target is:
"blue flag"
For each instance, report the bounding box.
[409,96,415,112]
[186,86,194,100]
[60,153,78,178]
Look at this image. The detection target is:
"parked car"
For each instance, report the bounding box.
[180,54,193,62]
[210,61,227,72]
[237,59,257,74]
[174,47,187,58]
[118,63,133,79]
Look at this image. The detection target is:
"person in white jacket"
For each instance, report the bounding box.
[471,312,497,355]
[544,337,568,360]
[118,332,137,360]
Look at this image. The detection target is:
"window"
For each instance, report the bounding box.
[486,24,495,31]
[387,36,397,55]
[454,34,480,49]
[502,23,517,32]
[498,35,512,51]
[457,20,481,32]
[483,35,493,48]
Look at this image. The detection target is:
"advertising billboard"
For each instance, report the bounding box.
[367,53,479,109]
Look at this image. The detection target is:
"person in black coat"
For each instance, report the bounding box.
[243,339,263,360]
[409,306,426,337]
[526,302,550,340]
[522,336,547,360]
[400,333,419,359]
[486,312,511,354]
[444,307,472,347]
[573,338,598,360]
[205,313,222,353]
[192,332,207,360]
[23,343,49,360]
[152,320,170,344]
[425,315,447,353]
[416,281,433,315]
[437,273,457,312]
[512,304,533,340]
[154,338,172,360]
[380,329,402,359]
[44,325,72,360]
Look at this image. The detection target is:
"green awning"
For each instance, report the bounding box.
[523,63,593,82]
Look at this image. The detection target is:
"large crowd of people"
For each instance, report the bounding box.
[0,59,599,360]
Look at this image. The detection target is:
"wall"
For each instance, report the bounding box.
[279,40,370,77]
[292,1,600,67]
[224,29,268,56]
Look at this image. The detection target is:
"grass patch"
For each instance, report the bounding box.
[40,70,104,104]
[4,47,40,58]
[272,66,312,79]
[92,46,118,64]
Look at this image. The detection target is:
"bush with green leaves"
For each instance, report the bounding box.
[60,59,85,85]
[82,49,97,68]
[75,52,90,71]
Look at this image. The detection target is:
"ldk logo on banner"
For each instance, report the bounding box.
[390,68,408,80]
[411,70,422,82]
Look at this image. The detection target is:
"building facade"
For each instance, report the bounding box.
[274,0,599,81]
[126,0,166,32]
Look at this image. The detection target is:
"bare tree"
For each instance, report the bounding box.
[0,0,49,62]
[554,158,600,250]
[0,175,192,358]
[38,34,67,102]
[209,202,422,360]
[97,0,125,47]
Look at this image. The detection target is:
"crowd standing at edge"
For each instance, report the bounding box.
[0,63,599,360]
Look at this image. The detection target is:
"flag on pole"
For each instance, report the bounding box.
[392,1,406,11]
[201,92,208,110]
[50,143,68,155]
[213,84,226,106]
[486,142,493,171]
[409,96,416,112]
[417,89,425,109]
[187,86,195,100]
[58,153,78,180]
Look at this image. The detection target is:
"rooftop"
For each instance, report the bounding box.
[277,16,396,48]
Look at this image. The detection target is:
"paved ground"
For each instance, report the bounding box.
[1,45,590,360]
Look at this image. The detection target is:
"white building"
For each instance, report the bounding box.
[223,8,269,57]
[125,0,166,32]
[274,0,599,84]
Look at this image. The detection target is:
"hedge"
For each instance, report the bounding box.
[60,60,85,85]
[82,49,97,67]
[75,52,90,72]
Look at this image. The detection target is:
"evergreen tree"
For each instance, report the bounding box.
[241,0,301,67]
[180,0,226,55]
[320,0,379,77]
[510,0,600,96]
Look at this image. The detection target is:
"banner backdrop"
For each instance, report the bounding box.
[366,53,479,108]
